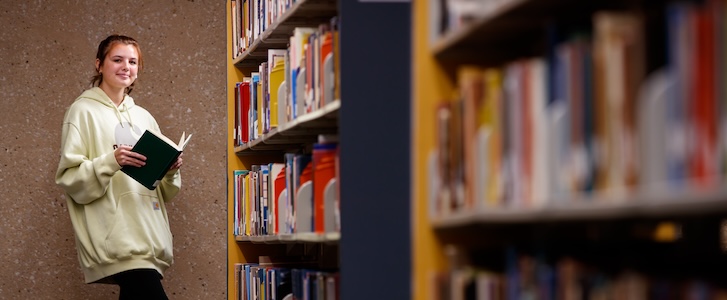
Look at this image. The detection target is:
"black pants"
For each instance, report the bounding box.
[112,269,169,300]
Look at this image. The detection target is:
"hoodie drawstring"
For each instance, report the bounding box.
[123,103,134,129]
[113,102,133,129]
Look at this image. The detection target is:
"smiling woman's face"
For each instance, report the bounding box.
[96,43,139,92]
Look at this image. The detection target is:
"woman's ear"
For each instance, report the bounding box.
[95,58,101,73]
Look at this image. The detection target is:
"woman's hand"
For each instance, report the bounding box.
[169,152,183,171]
[114,145,146,167]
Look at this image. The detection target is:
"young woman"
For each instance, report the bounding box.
[56,34,182,300]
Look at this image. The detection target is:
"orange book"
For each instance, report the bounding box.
[319,31,333,107]
[457,66,483,208]
[313,143,337,233]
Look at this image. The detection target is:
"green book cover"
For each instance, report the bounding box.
[121,129,192,190]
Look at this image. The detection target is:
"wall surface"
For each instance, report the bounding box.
[0,1,228,299]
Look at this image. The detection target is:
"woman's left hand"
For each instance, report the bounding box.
[169,152,183,171]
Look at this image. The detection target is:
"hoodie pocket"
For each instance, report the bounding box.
[104,191,173,263]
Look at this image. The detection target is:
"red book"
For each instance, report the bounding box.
[691,7,718,186]
[239,81,251,144]
[273,166,286,235]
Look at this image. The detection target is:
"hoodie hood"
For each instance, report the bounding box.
[79,87,136,128]
[80,86,136,110]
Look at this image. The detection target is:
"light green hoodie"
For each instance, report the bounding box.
[56,87,181,283]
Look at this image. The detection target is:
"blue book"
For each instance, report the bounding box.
[665,3,690,187]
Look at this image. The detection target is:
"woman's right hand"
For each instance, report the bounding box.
[114,145,146,168]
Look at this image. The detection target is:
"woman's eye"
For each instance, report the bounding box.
[130,61,137,65]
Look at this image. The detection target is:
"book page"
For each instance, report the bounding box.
[178,131,193,149]
[148,130,182,151]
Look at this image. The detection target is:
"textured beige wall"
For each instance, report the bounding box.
[0,1,227,299]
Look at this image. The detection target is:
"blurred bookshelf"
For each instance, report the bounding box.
[413,0,727,297]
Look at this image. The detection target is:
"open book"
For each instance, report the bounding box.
[121,130,193,190]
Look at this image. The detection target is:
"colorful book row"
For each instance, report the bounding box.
[431,249,727,300]
[233,19,340,147]
[234,263,339,300]
[233,139,340,237]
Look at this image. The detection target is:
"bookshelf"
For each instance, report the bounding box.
[226,0,411,298]
[226,0,341,298]
[413,0,727,297]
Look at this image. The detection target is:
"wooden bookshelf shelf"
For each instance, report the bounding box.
[430,0,625,62]
[431,0,529,56]
[236,232,340,244]
[233,0,337,68]
[234,100,340,155]
[277,99,340,133]
[432,189,727,229]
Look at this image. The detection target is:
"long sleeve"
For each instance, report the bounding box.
[55,122,121,205]
[159,169,182,202]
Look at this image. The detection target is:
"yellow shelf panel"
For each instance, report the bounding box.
[411,0,456,298]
